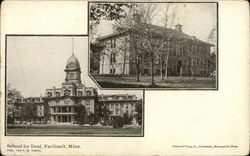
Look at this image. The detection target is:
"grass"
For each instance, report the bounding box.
[93,75,216,89]
[7,125,143,136]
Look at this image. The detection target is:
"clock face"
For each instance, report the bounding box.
[64,99,70,104]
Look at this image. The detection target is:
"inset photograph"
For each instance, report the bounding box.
[6,35,143,136]
[89,2,217,89]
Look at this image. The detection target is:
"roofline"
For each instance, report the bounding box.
[96,25,214,46]
[96,31,127,41]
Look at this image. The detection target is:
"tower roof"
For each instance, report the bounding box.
[66,54,80,69]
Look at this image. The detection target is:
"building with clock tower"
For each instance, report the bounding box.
[12,53,142,125]
[44,53,97,124]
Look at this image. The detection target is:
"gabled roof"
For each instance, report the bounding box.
[97,31,126,41]
[97,23,214,46]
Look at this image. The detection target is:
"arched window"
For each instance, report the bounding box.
[47,92,52,97]
[56,92,60,97]
[64,89,70,96]
[86,91,91,96]
[70,73,74,79]
[78,91,82,96]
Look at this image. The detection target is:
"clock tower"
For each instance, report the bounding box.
[64,54,82,86]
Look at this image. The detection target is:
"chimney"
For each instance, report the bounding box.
[133,13,141,23]
[175,24,183,32]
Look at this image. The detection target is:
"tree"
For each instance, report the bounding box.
[44,103,50,124]
[207,27,217,75]
[112,116,124,128]
[89,3,136,43]
[89,3,137,77]
[114,4,156,82]
[135,100,142,125]
[90,3,136,24]
[7,83,22,126]
[114,34,130,76]
[22,103,37,129]
[123,112,133,127]
[160,5,179,80]
[99,104,111,125]
[114,3,179,85]
[90,42,105,74]
[75,105,87,125]
[88,112,99,126]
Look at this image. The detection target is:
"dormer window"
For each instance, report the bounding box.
[78,91,82,96]
[56,92,60,97]
[64,89,70,96]
[86,91,91,96]
[47,92,52,97]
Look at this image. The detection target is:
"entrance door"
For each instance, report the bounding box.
[177,61,182,75]
[62,116,67,122]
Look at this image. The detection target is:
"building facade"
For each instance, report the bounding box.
[13,54,142,125]
[98,94,140,121]
[14,97,45,124]
[96,23,214,77]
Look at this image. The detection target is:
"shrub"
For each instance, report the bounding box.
[112,116,124,128]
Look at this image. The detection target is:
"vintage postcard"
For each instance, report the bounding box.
[0,0,249,156]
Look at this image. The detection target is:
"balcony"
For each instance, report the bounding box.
[51,112,76,115]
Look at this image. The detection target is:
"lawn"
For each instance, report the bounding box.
[7,125,143,136]
[93,75,216,89]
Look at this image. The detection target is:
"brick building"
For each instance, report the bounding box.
[96,22,214,77]
[13,54,142,125]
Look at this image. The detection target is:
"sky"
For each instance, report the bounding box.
[95,3,217,43]
[7,36,143,98]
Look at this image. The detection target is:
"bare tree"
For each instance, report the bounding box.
[114,4,161,84]
[160,4,179,80]
[112,32,130,76]
[7,83,22,126]
[114,3,181,85]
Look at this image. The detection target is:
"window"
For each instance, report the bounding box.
[70,73,74,79]
[162,42,168,50]
[110,104,114,109]
[111,38,116,48]
[110,69,112,74]
[110,53,116,64]
[78,91,82,96]
[156,69,160,75]
[69,116,71,122]
[86,100,90,106]
[86,91,91,96]
[64,89,70,96]
[110,54,112,64]
[113,53,116,63]
[47,92,52,97]
[56,92,60,97]
[113,68,116,74]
